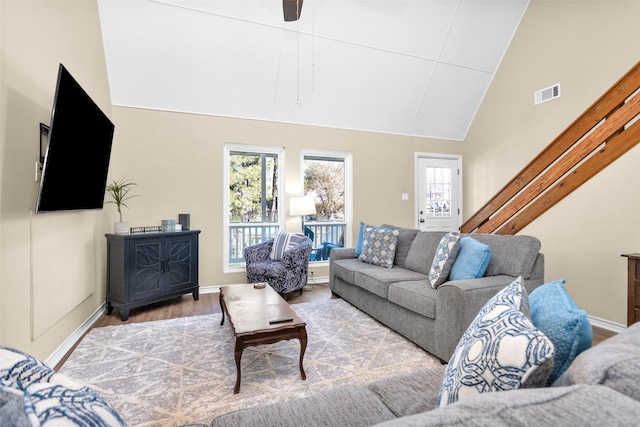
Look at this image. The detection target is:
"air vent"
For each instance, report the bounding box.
[534,83,561,105]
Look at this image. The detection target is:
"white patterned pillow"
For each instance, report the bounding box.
[270,231,306,261]
[436,277,555,407]
[0,346,127,426]
[358,226,400,268]
[429,232,461,288]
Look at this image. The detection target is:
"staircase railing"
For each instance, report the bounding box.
[460,60,640,235]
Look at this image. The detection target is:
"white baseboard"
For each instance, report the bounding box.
[45,303,106,369]
[588,315,626,334]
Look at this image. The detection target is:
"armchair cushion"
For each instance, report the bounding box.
[270,231,306,261]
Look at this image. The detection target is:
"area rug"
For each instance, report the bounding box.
[59,298,440,426]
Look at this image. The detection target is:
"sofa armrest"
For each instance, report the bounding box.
[434,275,519,362]
[330,247,356,261]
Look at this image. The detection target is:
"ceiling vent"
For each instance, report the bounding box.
[535,83,561,105]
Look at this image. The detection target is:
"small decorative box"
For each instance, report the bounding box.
[161,220,176,232]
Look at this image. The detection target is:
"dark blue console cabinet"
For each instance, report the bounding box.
[105,230,200,320]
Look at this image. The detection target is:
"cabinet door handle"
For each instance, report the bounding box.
[161,258,165,273]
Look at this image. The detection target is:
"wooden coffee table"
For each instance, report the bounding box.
[219,283,307,394]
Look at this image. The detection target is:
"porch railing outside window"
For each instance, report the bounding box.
[229,223,279,266]
[228,222,345,266]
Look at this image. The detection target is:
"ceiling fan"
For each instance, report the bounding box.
[283,0,303,22]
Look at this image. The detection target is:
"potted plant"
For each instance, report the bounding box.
[105,177,138,234]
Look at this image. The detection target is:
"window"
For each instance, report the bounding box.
[302,150,352,262]
[425,167,452,218]
[224,144,284,270]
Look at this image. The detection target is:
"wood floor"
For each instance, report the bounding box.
[54,282,617,370]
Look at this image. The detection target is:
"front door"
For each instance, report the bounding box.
[416,156,461,232]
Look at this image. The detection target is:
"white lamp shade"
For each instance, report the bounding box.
[290,196,316,216]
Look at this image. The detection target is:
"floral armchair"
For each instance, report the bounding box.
[244,236,313,295]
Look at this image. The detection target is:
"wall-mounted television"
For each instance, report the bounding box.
[36,64,114,213]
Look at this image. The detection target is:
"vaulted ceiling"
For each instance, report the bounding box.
[98,0,529,141]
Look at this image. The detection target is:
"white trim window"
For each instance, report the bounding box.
[301,149,353,263]
[224,144,285,271]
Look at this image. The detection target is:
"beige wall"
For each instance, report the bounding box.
[464,0,640,326]
[109,107,461,288]
[0,0,112,359]
[0,1,460,360]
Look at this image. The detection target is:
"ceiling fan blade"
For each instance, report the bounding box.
[283,0,303,22]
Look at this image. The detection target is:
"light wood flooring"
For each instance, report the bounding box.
[54,283,616,370]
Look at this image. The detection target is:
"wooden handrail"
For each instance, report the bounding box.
[460,60,640,235]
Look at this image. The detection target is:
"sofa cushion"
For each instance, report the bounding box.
[367,365,447,418]
[469,234,541,279]
[437,277,555,407]
[355,267,428,299]
[332,258,372,285]
[269,230,306,261]
[449,237,492,281]
[388,281,436,319]
[359,226,400,268]
[553,322,640,402]
[211,386,396,427]
[429,232,461,288]
[0,386,30,427]
[403,231,447,275]
[375,384,640,427]
[529,279,592,385]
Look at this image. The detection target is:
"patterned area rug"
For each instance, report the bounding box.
[59,298,440,426]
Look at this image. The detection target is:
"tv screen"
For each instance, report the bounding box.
[36,64,114,213]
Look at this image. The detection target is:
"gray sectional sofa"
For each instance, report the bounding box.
[329,227,545,362]
[210,322,640,427]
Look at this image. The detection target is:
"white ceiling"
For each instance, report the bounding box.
[98,0,528,141]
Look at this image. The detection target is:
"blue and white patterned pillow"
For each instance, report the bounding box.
[436,277,555,407]
[0,346,127,426]
[358,226,399,268]
[429,232,461,288]
[270,231,306,261]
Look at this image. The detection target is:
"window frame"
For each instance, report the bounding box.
[223,143,285,272]
[300,149,353,264]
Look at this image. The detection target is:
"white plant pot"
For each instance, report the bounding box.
[114,222,130,234]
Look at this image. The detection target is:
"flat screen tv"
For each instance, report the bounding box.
[36,64,114,213]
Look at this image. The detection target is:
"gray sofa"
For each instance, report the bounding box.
[210,322,640,426]
[329,228,545,362]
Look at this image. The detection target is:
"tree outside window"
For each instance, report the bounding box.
[226,147,282,268]
[303,153,350,261]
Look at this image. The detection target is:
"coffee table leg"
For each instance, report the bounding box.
[299,327,307,380]
[219,292,225,326]
[234,338,243,394]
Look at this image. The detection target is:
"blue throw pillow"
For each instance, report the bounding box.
[449,237,492,281]
[355,222,366,257]
[529,279,592,385]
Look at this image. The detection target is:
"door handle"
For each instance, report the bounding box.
[419,219,425,223]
